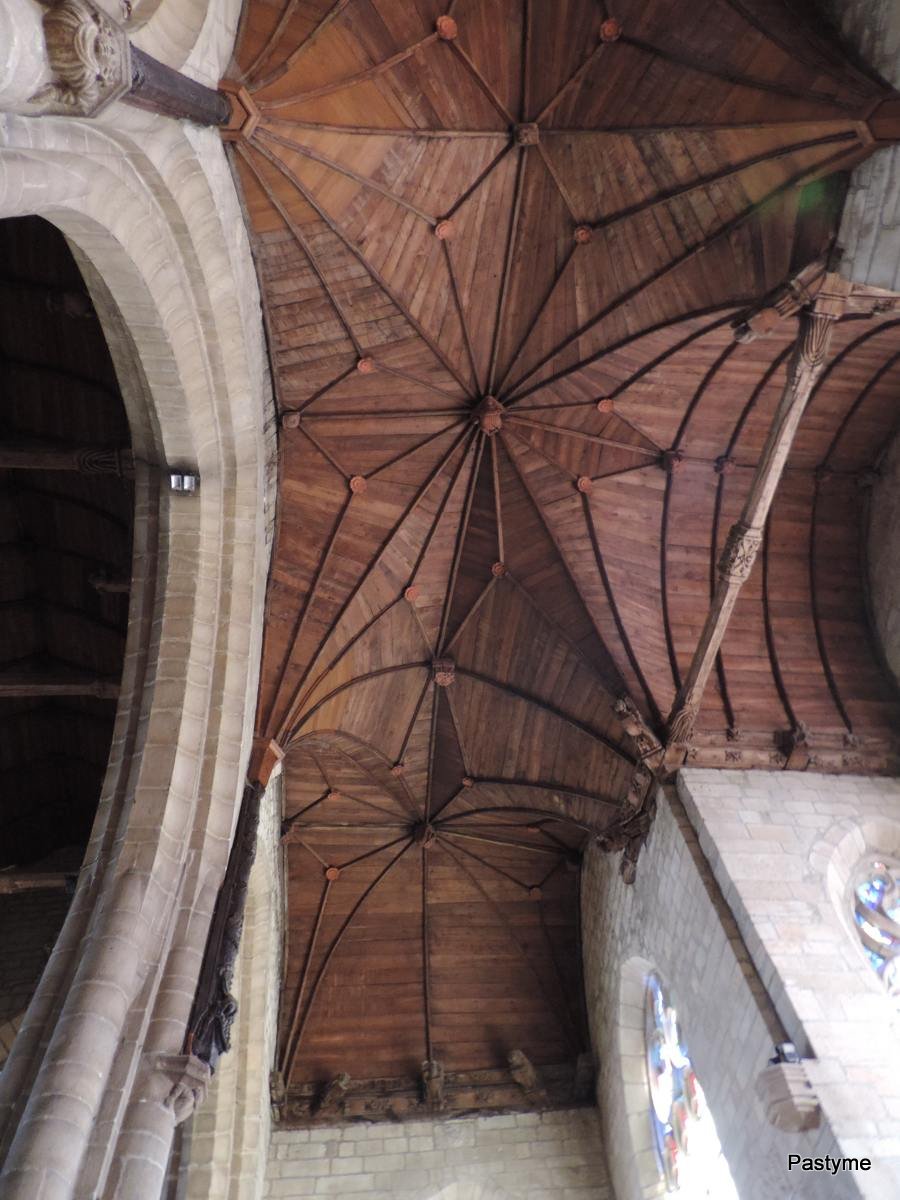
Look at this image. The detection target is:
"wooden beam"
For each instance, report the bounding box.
[128,48,230,125]
[0,872,73,894]
[89,573,130,595]
[0,443,132,476]
[0,669,119,699]
[281,1060,594,1126]
[665,278,852,759]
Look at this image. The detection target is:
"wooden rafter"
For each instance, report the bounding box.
[665,279,856,757]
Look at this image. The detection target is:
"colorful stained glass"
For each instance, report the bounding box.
[851,858,900,1000]
[644,974,739,1198]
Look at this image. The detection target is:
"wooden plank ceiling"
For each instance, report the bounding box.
[228,0,900,1120]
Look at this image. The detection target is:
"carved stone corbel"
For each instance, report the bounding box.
[756,1056,820,1133]
[28,0,131,117]
[148,1053,212,1125]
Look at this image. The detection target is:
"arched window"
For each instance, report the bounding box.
[851,857,900,1000]
[645,973,739,1198]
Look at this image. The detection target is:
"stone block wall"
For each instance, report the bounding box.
[264,1109,610,1200]
[582,787,854,1200]
[678,769,900,1200]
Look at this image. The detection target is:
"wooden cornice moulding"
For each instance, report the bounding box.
[683,728,899,774]
[280,1059,594,1126]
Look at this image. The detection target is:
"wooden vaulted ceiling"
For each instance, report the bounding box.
[228,0,900,1117]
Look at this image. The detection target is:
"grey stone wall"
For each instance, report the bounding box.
[678,768,900,1200]
[826,0,900,290]
[264,1109,611,1200]
[582,787,856,1200]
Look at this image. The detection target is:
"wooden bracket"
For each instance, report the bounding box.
[508,1049,548,1106]
[422,1059,445,1109]
[314,1073,351,1116]
[776,723,811,771]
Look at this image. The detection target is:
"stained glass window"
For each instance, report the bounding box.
[644,973,739,1198]
[851,858,900,1001]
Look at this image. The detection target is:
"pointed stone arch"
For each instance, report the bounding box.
[428,1182,521,1200]
[0,103,274,1200]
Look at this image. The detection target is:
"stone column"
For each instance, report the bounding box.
[0,871,155,1199]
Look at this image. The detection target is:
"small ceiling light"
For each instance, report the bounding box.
[169,471,200,494]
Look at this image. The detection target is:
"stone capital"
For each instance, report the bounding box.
[27,0,131,117]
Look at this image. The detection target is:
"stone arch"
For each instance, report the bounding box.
[0,107,273,1200]
[428,1183,520,1200]
[126,0,240,81]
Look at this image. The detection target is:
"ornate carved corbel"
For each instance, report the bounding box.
[29,0,131,116]
[614,694,662,764]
